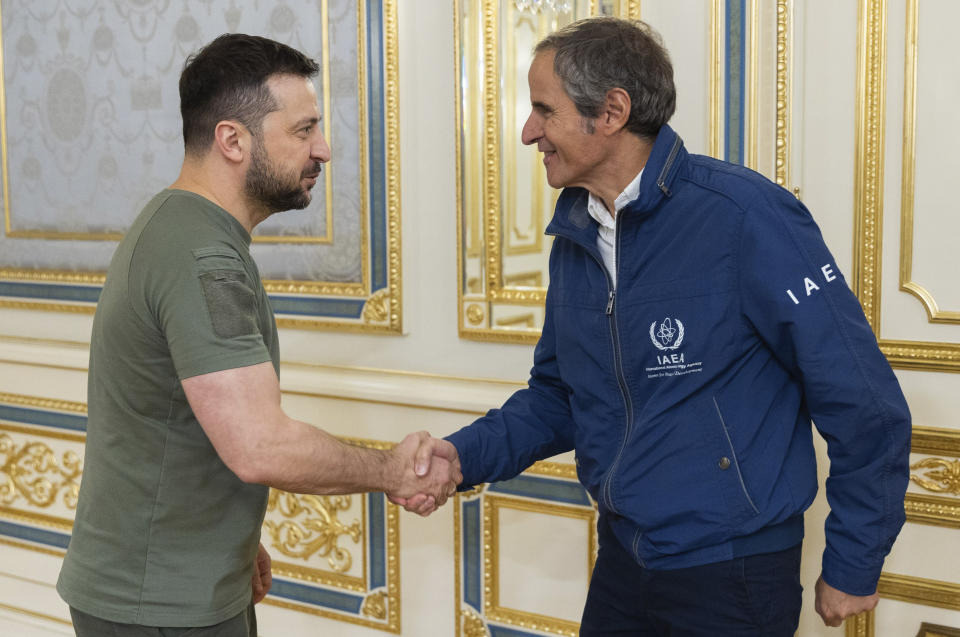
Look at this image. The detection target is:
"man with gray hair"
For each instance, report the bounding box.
[411,17,910,634]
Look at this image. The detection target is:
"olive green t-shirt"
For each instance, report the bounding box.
[57,190,279,626]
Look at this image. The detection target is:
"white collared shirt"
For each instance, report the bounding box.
[585,169,643,289]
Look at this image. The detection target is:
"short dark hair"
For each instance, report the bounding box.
[179,33,320,155]
[535,17,675,139]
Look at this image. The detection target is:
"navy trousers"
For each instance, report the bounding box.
[580,518,802,636]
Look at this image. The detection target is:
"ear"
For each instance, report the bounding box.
[213,120,247,164]
[597,88,631,135]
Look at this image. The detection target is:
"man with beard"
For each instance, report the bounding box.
[57,34,460,637]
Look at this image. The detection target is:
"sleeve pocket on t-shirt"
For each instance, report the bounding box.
[198,269,259,339]
[193,248,259,340]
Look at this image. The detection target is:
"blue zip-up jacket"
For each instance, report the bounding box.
[447,125,911,596]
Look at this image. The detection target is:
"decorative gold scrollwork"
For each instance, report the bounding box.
[462,608,489,637]
[466,303,486,325]
[263,491,361,572]
[361,590,387,620]
[362,289,391,324]
[0,435,81,509]
[910,457,960,496]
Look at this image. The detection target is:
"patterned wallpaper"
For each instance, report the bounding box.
[1,0,365,283]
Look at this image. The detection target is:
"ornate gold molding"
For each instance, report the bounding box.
[913,426,960,455]
[847,573,960,634]
[362,590,388,620]
[746,0,759,170]
[494,313,535,328]
[897,0,959,324]
[483,494,596,637]
[878,573,960,611]
[264,280,366,297]
[619,1,641,20]
[0,1,402,334]
[462,608,489,637]
[382,0,403,335]
[916,623,960,637]
[362,289,391,324]
[775,0,792,187]
[709,0,723,159]
[905,426,960,528]
[466,304,485,325]
[850,0,960,372]
[0,392,86,414]
[0,435,81,510]
[526,460,578,480]
[911,458,960,496]
[880,340,960,373]
[905,492,960,529]
[0,268,106,286]
[264,491,361,572]
[852,0,886,328]
[845,609,874,637]
[457,0,625,344]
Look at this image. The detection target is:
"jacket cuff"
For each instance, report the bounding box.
[445,429,482,491]
[821,551,882,597]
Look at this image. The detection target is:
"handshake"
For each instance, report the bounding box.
[384,431,463,516]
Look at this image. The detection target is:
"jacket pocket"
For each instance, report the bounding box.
[712,395,760,517]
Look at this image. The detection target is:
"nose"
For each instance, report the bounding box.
[521,111,542,146]
[311,132,331,163]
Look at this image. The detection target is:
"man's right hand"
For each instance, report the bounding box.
[386,432,462,516]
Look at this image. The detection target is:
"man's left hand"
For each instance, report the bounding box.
[252,543,273,604]
[815,575,878,627]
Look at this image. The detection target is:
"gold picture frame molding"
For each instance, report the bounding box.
[852,0,960,372]
[0,0,401,334]
[847,0,960,633]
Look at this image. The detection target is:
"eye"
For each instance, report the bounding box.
[297,125,314,138]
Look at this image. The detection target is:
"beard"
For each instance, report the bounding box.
[244,139,321,213]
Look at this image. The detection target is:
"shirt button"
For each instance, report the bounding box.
[718,457,731,470]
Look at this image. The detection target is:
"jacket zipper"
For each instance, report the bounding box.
[656,135,683,196]
[600,217,634,515]
[601,137,680,511]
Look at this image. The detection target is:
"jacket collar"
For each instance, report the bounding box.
[546,125,686,244]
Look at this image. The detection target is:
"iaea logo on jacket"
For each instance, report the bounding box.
[650,317,684,351]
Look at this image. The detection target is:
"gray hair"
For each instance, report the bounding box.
[534,17,676,139]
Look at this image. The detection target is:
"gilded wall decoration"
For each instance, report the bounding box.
[0,434,81,510]
[264,491,362,572]
[361,590,388,620]
[462,608,489,637]
[896,0,960,325]
[915,623,960,637]
[847,0,960,621]
[455,470,597,637]
[911,458,960,496]
[852,0,960,372]
[0,393,85,543]
[0,0,402,333]
[905,427,960,529]
[847,0,960,628]
[0,392,403,633]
